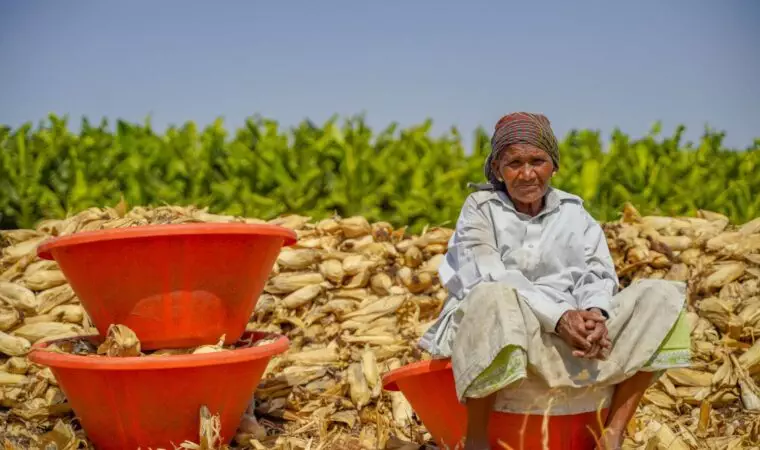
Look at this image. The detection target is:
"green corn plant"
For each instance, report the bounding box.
[1,114,758,233]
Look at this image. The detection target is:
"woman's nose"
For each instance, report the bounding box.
[518,164,536,179]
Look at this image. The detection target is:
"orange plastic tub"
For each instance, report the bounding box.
[29,331,288,450]
[383,359,607,450]
[36,223,296,350]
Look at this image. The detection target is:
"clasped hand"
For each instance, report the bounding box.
[556,308,610,360]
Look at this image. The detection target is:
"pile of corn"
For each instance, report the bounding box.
[0,203,759,449]
[601,205,760,450]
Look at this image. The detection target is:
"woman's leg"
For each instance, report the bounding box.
[599,371,654,449]
[600,307,691,448]
[460,344,527,449]
[465,393,497,449]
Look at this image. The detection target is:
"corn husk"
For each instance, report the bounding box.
[0,372,27,386]
[319,259,345,284]
[11,322,83,344]
[276,249,321,271]
[265,272,324,294]
[281,284,323,309]
[0,331,31,356]
[36,284,77,315]
[347,362,371,409]
[340,217,372,238]
[96,324,141,357]
[192,335,228,355]
[2,204,759,449]
[0,304,21,331]
[2,357,29,375]
[370,272,393,296]
[1,229,46,246]
[1,236,47,264]
[23,270,67,291]
[0,282,37,313]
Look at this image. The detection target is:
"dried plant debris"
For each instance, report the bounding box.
[1,203,760,449]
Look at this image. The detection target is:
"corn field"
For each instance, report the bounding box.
[1,114,759,233]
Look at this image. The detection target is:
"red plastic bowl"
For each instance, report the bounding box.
[29,331,288,450]
[36,223,296,350]
[383,359,608,450]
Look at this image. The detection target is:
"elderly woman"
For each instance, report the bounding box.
[418,113,691,450]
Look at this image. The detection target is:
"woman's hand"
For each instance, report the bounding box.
[579,320,611,360]
[578,308,611,360]
[556,309,610,359]
[556,310,594,353]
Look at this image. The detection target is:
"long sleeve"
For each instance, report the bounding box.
[573,210,619,318]
[438,194,573,333]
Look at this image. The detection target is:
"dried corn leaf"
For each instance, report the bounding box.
[699,262,746,293]
[2,236,47,263]
[340,217,372,238]
[406,272,433,294]
[281,284,322,309]
[340,254,369,275]
[266,272,325,294]
[0,372,27,386]
[361,348,381,397]
[347,363,371,409]
[192,335,228,355]
[644,390,676,409]
[36,284,76,315]
[1,229,46,246]
[287,341,340,365]
[0,304,20,331]
[12,322,83,344]
[414,228,453,247]
[370,272,393,296]
[24,270,67,291]
[277,249,321,271]
[343,334,401,346]
[345,268,371,289]
[37,419,83,450]
[2,357,29,375]
[97,324,141,357]
[269,215,311,230]
[646,420,691,450]
[342,295,406,321]
[667,368,713,387]
[49,304,84,324]
[0,282,37,313]
[319,259,345,284]
[0,331,32,356]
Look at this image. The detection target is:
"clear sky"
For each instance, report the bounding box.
[1,1,758,150]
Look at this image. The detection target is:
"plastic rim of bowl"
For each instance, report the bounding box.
[36,223,298,260]
[382,359,453,391]
[28,332,290,370]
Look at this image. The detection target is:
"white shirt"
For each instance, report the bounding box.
[434,186,619,334]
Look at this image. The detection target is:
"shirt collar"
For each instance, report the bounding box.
[477,186,583,220]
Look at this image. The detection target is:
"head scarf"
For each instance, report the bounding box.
[477,112,560,190]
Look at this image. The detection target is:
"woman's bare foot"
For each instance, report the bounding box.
[597,428,623,450]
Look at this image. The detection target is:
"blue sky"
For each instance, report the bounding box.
[1,1,758,150]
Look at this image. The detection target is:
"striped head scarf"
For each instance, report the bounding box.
[480,112,560,190]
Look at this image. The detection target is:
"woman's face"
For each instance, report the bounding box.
[492,143,555,205]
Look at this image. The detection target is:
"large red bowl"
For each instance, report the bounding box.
[29,331,289,450]
[383,359,608,450]
[37,223,296,349]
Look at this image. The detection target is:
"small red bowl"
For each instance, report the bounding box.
[383,359,608,449]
